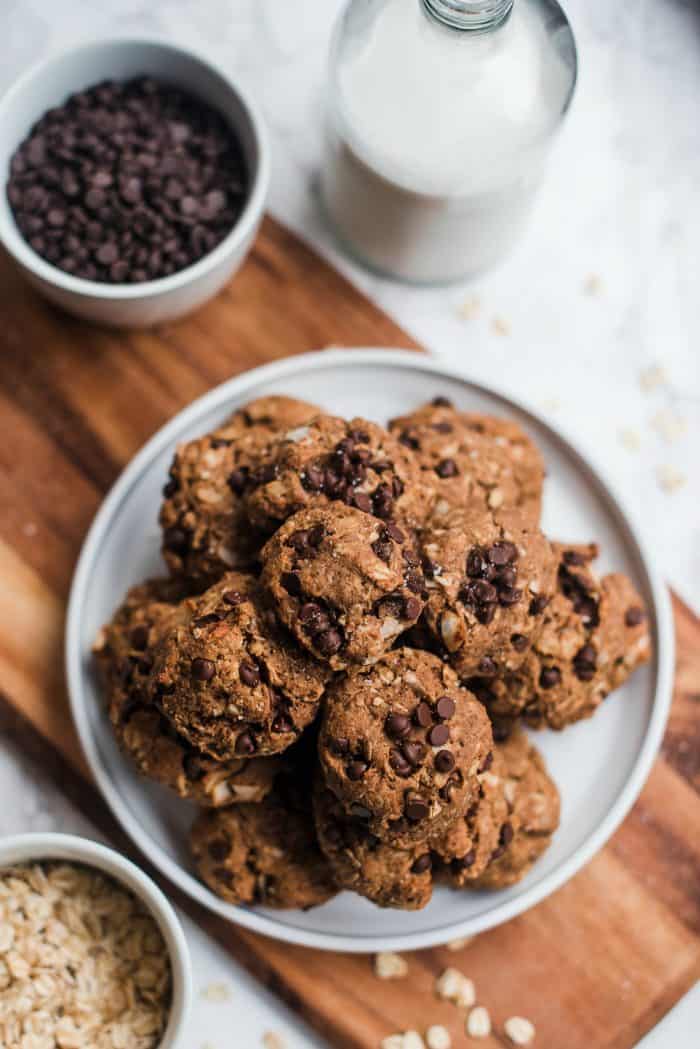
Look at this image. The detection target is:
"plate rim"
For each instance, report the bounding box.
[66,348,675,953]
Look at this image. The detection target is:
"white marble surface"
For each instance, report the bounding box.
[2,1,698,1047]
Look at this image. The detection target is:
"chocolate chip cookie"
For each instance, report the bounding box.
[467,729,560,889]
[313,780,434,910]
[243,414,428,534]
[389,399,522,519]
[160,396,319,587]
[470,543,651,730]
[460,412,545,524]
[318,649,493,847]
[191,777,337,909]
[421,506,556,679]
[261,504,426,669]
[94,579,281,806]
[151,571,330,759]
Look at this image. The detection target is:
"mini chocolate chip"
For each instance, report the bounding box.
[308,524,325,547]
[352,491,373,513]
[563,550,585,565]
[316,628,343,656]
[402,741,426,768]
[510,634,529,652]
[227,468,248,495]
[429,723,450,747]
[436,696,456,720]
[207,839,230,862]
[498,586,523,607]
[491,718,513,743]
[539,666,561,690]
[435,749,455,773]
[476,603,496,625]
[302,464,324,491]
[385,713,412,740]
[451,850,476,872]
[235,732,256,755]
[436,458,458,478]
[129,625,149,651]
[405,796,429,822]
[389,749,413,777]
[432,396,453,407]
[497,566,517,588]
[529,594,550,616]
[331,737,349,756]
[192,657,215,682]
[373,483,394,519]
[405,569,425,594]
[281,572,302,596]
[372,539,393,563]
[162,478,179,498]
[479,751,494,773]
[239,660,261,686]
[466,548,486,578]
[385,522,405,543]
[411,854,432,874]
[500,822,514,847]
[487,541,518,566]
[163,526,189,555]
[625,606,645,627]
[403,596,422,620]
[223,590,243,606]
[413,702,433,728]
[272,711,294,733]
[346,760,368,781]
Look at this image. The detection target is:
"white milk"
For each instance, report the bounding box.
[320,0,576,283]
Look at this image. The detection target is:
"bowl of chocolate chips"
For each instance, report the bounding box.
[0,38,269,328]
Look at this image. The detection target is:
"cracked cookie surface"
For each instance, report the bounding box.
[243,414,428,535]
[191,774,337,909]
[318,649,493,847]
[94,579,281,806]
[261,504,426,670]
[469,543,651,730]
[160,395,319,587]
[151,571,330,759]
[421,506,556,679]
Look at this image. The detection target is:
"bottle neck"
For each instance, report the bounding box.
[422,0,514,32]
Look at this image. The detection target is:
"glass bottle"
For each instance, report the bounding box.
[319,0,577,284]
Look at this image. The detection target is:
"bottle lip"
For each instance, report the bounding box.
[422,0,514,32]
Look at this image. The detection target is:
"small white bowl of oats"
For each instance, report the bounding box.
[0,832,191,1049]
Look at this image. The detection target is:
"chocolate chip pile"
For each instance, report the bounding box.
[94,394,651,911]
[6,77,248,283]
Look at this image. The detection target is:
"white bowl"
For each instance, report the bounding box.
[0,832,192,1048]
[66,349,674,954]
[0,38,269,328]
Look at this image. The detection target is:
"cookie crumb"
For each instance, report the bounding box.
[458,295,481,321]
[375,951,409,979]
[446,936,473,952]
[618,427,641,452]
[201,981,231,1001]
[639,364,668,392]
[262,1033,287,1049]
[651,409,687,444]
[491,316,510,336]
[426,1024,452,1049]
[504,1016,536,1045]
[466,1006,491,1038]
[656,464,687,493]
[583,273,603,296]
[435,967,476,1008]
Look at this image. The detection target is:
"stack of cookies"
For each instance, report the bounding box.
[94,395,651,911]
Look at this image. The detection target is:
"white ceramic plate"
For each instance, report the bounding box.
[66,349,674,953]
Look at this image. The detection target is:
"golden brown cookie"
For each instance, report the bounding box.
[313,780,434,910]
[160,396,319,587]
[421,506,556,679]
[389,399,522,519]
[190,777,337,909]
[318,649,493,847]
[151,572,330,760]
[261,504,426,670]
[469,543,651,730]
[243,414,428,534]
[467,730,560,889]
[459,411,545,524]
[94,579,282,806]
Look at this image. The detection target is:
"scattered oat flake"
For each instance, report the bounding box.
[446,936,473,952]
[651,409,687,444]
[467,1006,491,1038]
[491,316,510,336]
[426,1024,452,1049]
[374,951,409,979]
[656,464,687,493]
[639,364,668,392]
[504,1016,536,1045]
[458,295,481,320]
[583,273,603,296]
[618,427,641,452]
[435,967,476,1008]
[262,1032,287,1049]
[381,1033,425,1049]
[201,981,231,1001]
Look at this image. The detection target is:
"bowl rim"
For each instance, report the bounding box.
[0,831,192,1049]
[0,34,270,300]
[65,348,675,953]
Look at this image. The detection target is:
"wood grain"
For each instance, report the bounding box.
[0,216,698,1049]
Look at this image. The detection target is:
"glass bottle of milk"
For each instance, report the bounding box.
[320,0,577,284]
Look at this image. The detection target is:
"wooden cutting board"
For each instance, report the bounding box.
[1,216,698,1049]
